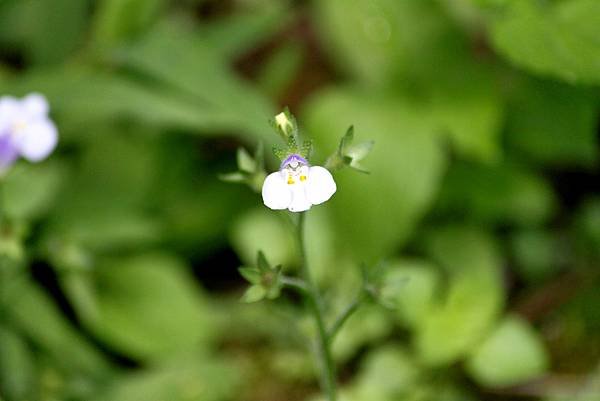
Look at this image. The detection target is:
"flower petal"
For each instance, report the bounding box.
[288,184,312,212]
[0,134,19,169]
[305,166,336,205]
[0,96,21,128]
[262,172,292,210]
[22,93,49,118]
[15,118,58,162]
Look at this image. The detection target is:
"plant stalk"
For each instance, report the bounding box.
[296,212,337,401]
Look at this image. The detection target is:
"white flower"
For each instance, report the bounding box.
[0,93,58,169]
[262,154,336,212]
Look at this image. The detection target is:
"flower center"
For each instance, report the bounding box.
[283,160,309,186]
[12,120,27,136]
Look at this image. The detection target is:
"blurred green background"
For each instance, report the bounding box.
[0,0,599,400]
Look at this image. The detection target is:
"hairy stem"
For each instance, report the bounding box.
[296,212,337,401]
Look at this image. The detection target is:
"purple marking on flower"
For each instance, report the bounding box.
[280,154,308,169]
[0,133,19,168]
[0,93,58,171]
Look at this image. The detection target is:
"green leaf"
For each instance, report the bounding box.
[5,277,111,376]
[510,229,562,283]
[427,62,503,162]
[573,198,600,260]
[3,68,245,137]
[0,327,36,401]
[319,0,505,161]
[84,253,216,361]
[92,0,165,48]
[256,41,304,98]
[381,259,440,328]
[117,22,274,139]
[466,316,549,387]
[238,267,261,285]
[415,227,505,366]
[314,0,457,86]
[202,3,289,60]
[435,161,557,227]
[352,345,420,400]
[94,357,239,401]
[2,161,65,221]
[241,285,267,303]
[490,0,600,84]
[230,208,296,269]
[0,0,88,65]
[43,132,162,251]
[303,89,446,261]
[505,78,598,167]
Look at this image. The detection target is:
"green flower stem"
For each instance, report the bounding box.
[296,212,337,401]
[328,293,363,341]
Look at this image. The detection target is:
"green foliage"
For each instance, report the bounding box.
[238,251,283,303]
[436,161,557,227]
[381,259,439,327]
[415,227,505,366]
[0,0,597,399]
[466,316,549,387]
[94,357,239,401]
[92,0,165,48]
[304,90,446,261]
[0,327,35,401]
[80,253,216,361]
[230,208,297,269]
[0,0,88,65]
[2,162,65,221]
[326,126,374,173]
[490,0,600,84]
[505,78,598,167]
[116,22,274,139]
[349,345,420,400]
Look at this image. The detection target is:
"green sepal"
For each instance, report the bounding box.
[300,140,313,159]
[239,252,283,303]
[272,146,287,161]
[241,285,267,303]
[286,134,299,154]
[237,148,256,173]
[238,267,261,285]
[339,126,354,153]
[219,144,267,192]
[346,140,375,163]
[218,172,247,183]
[256,250,271,272]
[254,141,265,172]
[360,261,399,309]
[326,125,374,173]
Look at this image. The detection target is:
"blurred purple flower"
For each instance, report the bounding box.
[0,93,58,170]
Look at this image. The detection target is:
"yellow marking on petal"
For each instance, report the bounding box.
[300,175,307,182]
[13,121,27,132]
[287,177,295,185]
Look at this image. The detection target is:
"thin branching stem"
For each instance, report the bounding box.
[328,293,363,341]
[296,212,337,401]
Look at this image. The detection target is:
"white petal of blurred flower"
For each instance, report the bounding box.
[0,93,58,169]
